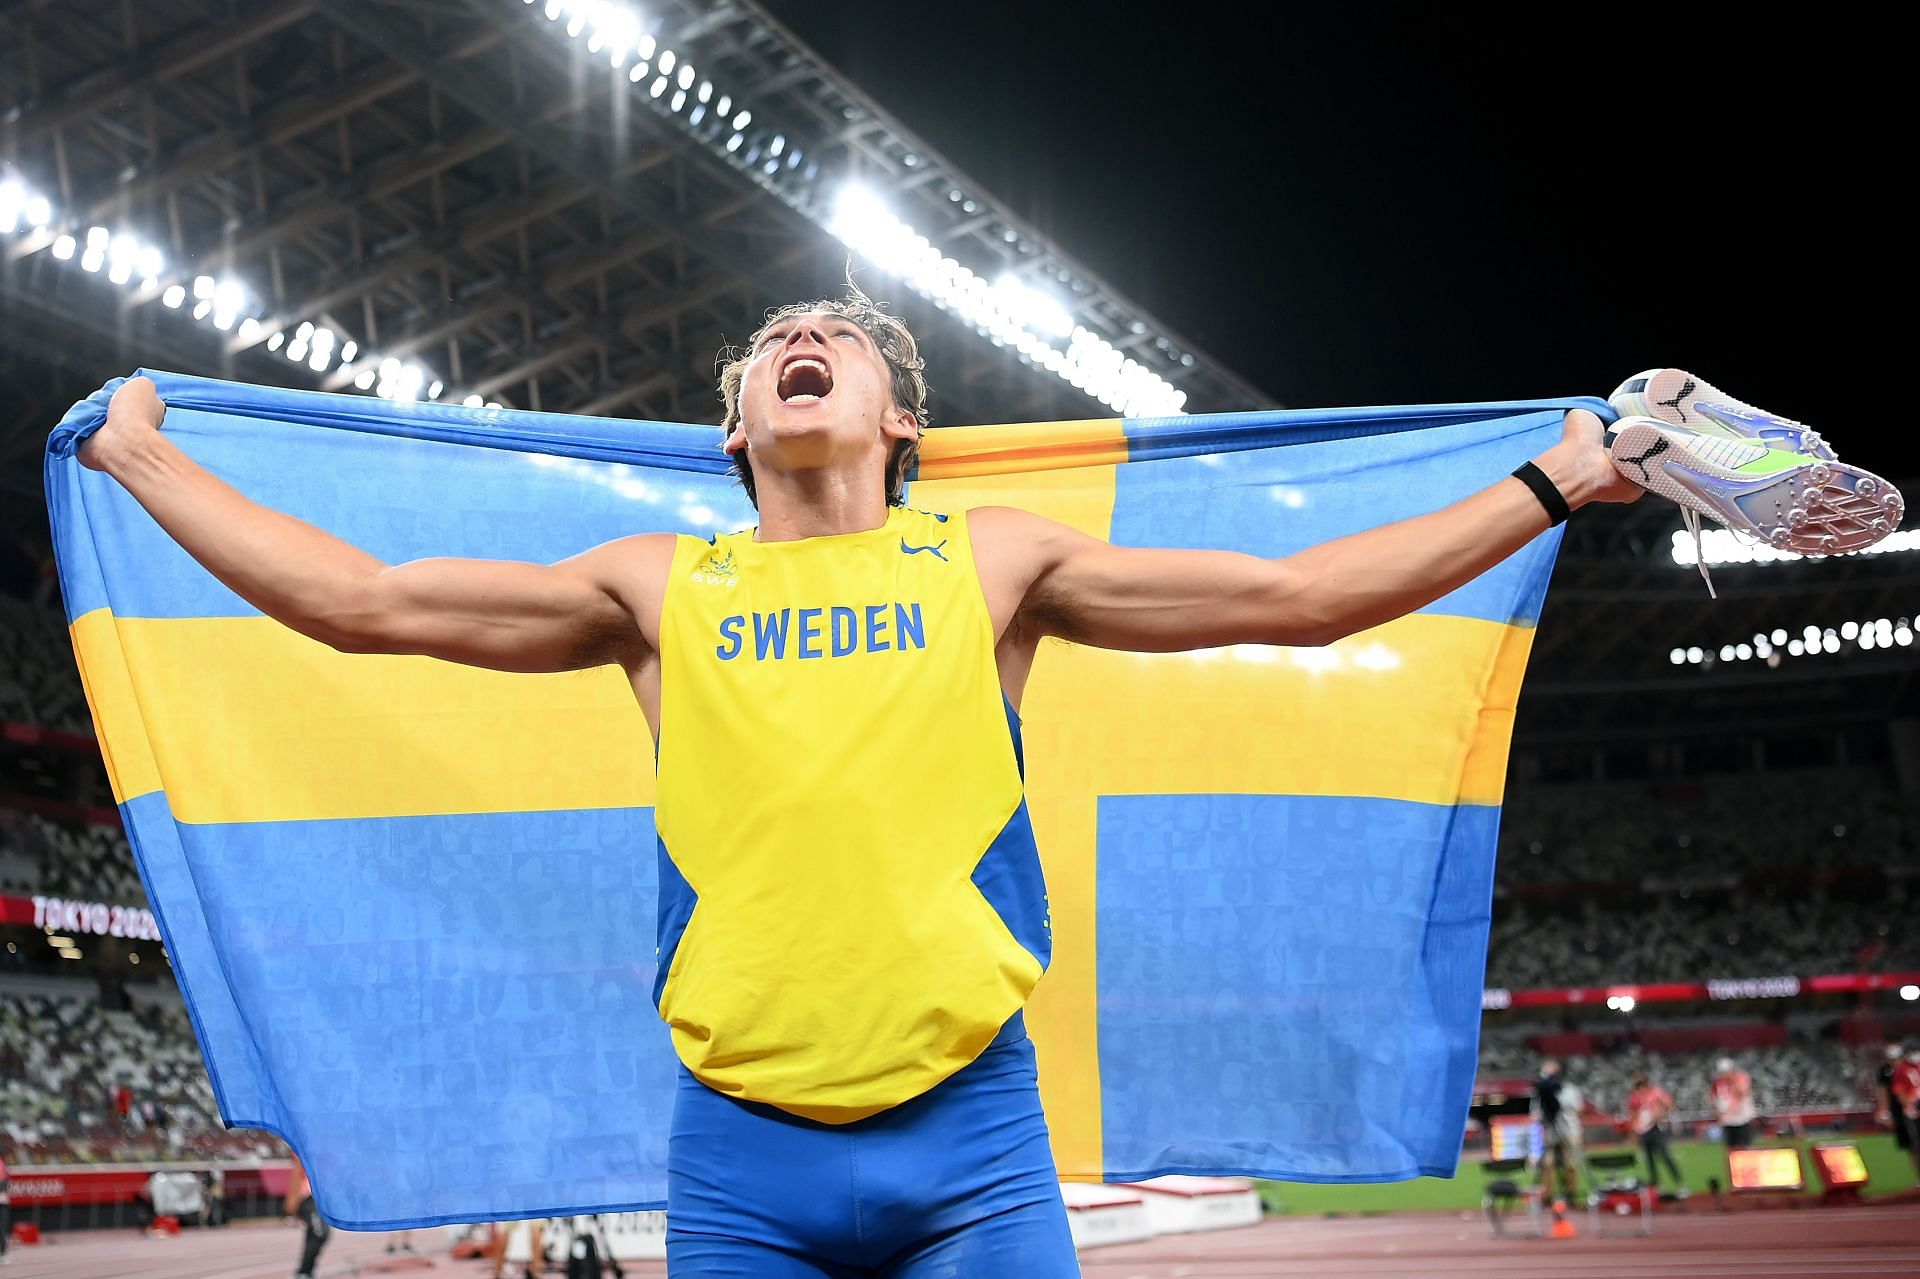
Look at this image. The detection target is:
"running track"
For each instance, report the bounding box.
[3,1205,1915,1277]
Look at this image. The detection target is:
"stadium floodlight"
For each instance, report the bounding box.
[578,0,1866,423]
[1902,984,1919,1001]
[0,178,24,231]
[104,234,140,284]
[994,275,1073,338]
[211,278,245,326]
[1670,526,1920,567]
[826,186,1184,417]
[51,234,75,259]
[1676,612,1913,667]
[463,394,484,407]
[161,285,186,309]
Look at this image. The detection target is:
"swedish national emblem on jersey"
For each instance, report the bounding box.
[691,547,740,588]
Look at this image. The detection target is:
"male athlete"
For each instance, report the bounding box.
[88,290,1689,1275]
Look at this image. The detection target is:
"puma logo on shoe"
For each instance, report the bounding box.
[1656,378,1696,423]
[1614,435,1671,484]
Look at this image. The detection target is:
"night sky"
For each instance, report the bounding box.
[761,5,1910,479]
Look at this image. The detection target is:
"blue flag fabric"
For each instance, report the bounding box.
[44,370,1604,1227]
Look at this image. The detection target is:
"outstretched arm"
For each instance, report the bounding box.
[992,409,1638,650]
[80,377,659,673]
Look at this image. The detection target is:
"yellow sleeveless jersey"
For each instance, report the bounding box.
[651,506,1050,1123]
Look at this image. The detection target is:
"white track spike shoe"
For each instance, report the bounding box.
[1608,418,1903,576]
[1609,369,1835,460]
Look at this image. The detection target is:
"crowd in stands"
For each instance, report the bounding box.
[1497,769,1917,886]
[0,808,146,904]
[0,989,284,1165]
[1485,889,1915,989]
[1479,1029,1881,1124]
[0,594,88,734]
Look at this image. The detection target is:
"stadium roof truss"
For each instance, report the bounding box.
[0,0,1266,466]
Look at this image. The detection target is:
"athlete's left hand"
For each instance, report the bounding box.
[1534,408,1645,511]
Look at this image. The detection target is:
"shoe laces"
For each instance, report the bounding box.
[1681,507,1717,599]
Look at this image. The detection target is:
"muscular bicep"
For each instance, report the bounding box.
[345,535,665,673]
[979,508,1325,652]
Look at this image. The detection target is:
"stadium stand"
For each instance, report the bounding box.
[1497,769,1918,885]
[0,594,88,733]
[1478,1022,1883,1126]
[0,809,145,904]
[0,981,282,1164]
[1484,891,1915,989]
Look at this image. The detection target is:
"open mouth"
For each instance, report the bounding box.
[777,355,834,404]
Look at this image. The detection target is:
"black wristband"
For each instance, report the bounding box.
[1511,460,1570,527]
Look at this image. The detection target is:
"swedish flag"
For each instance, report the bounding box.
[44,370,1602,1227]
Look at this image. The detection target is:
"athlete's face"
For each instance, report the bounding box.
[723,311,916,473]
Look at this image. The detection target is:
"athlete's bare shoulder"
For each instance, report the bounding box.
[962,506,1079,638]
[567,531,680,652]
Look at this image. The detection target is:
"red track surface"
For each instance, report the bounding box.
[3,1205,1915,1278]
[1081,1204,1920,1278]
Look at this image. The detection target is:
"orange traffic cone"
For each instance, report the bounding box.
[1549,1199,1578,1238]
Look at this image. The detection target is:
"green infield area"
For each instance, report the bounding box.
[1257,1134,1919,1214]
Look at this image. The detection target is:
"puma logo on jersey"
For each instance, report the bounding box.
[900,538,948,561]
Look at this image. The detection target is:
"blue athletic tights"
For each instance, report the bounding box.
[665,1015,1079,1276]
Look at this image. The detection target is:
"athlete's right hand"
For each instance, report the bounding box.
[80,375,167,472]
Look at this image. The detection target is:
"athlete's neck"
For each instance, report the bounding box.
[751,466,892,543]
